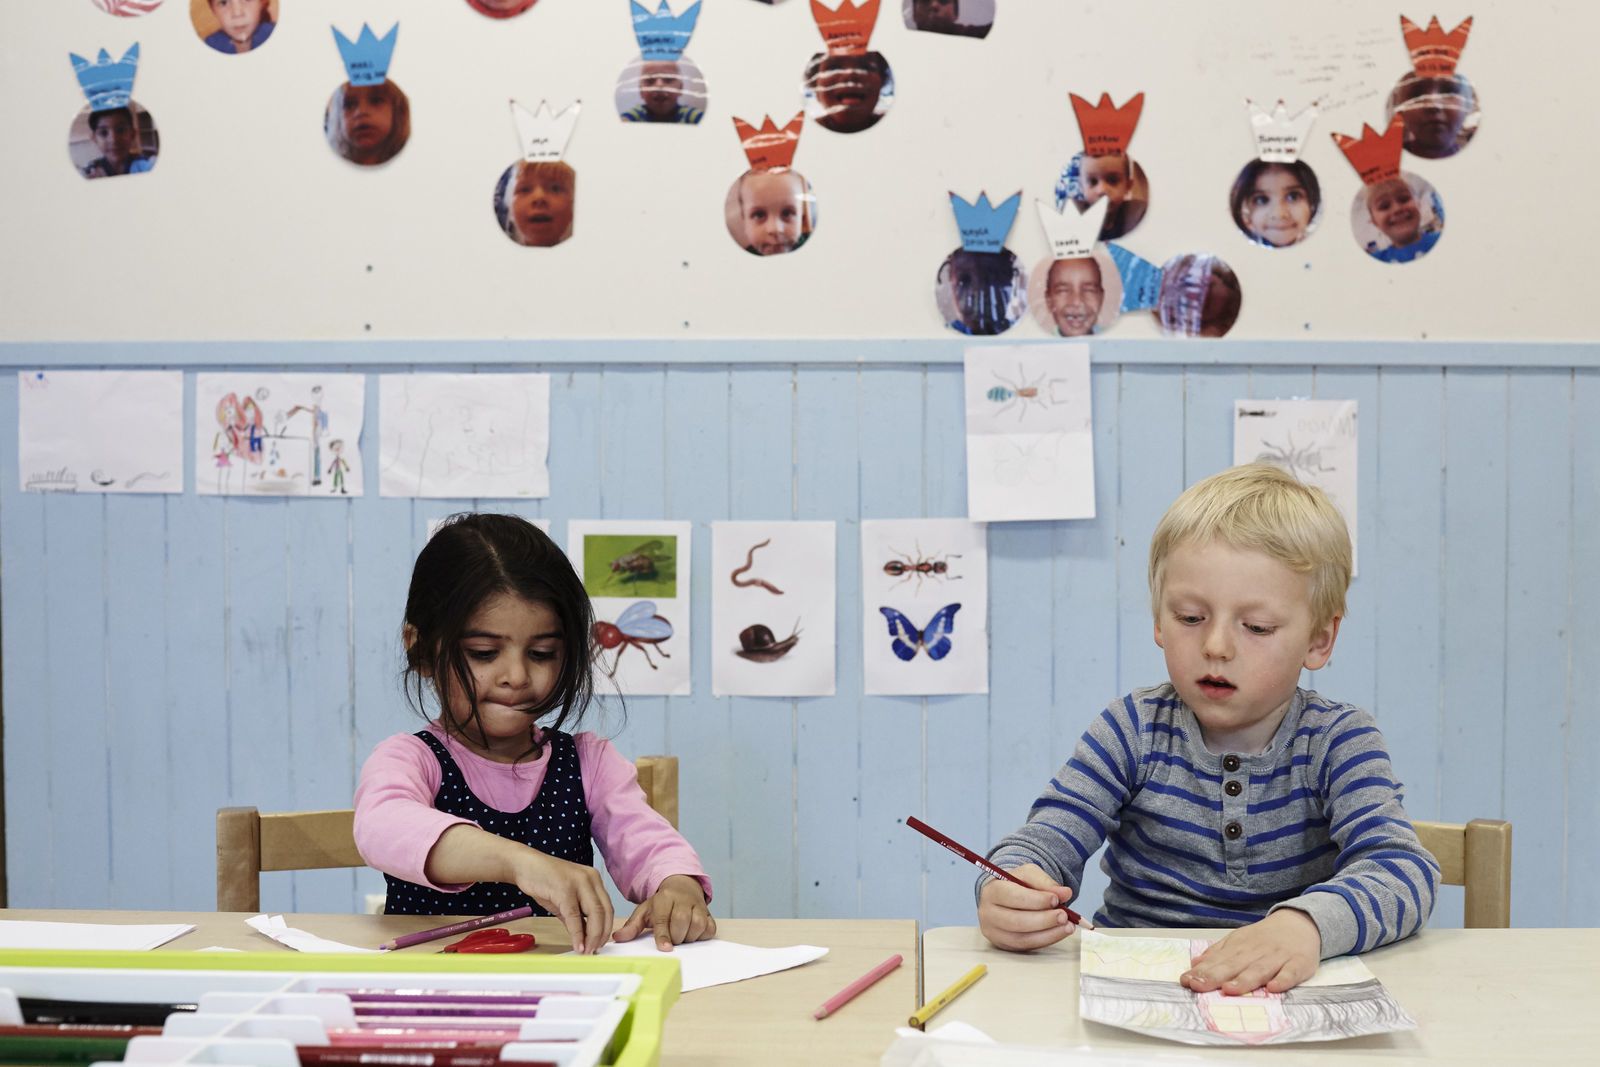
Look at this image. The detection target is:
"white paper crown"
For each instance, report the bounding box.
[510,99,580,162]
[1248,99,1318,162]
[1034,197,1108,260]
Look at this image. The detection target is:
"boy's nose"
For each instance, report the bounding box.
[1202,627,1233,659]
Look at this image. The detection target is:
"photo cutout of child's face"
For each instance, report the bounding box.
[1155,254,1241,339]
[803,52,894,134]
[494,160,577,247]
[325,81,410,167]
[1059,151,1149,240]
[724,169,816,256]
[191,0,277,55]
[70,103,159,179]
[1386,71,1480,160]
[1230,160,1321,249]
[1349,174,1444,264]
[466,0,539,18]
[1028,250,1121,337]
[936,248,1027,336]
[615,57,707,124]
[902,0,994,38]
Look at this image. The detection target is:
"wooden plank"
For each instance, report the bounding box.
[1565,369,1600,926]
[1113,367,1185,694]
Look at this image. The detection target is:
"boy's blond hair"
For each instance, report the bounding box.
[1148,463,1352,629]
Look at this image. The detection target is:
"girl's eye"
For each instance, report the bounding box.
[528,650,558,662]
[1286,190,1304,202]
[465,648,497,662]
[1250,193,1270,207]
[750,209,767,222]
[781,207,797,221]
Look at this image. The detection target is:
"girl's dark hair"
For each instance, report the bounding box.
[403,514,596,757]
[1229,160,1322,236]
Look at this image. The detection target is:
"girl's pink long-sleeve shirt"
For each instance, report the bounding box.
[354,723,711,904]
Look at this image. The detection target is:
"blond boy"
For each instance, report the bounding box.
[979,464,1438,994]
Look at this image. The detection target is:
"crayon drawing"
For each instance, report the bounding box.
[195,374,365,497]
[379,373,550,499]
[17,370,182,495]
[1234,398,1358,573]
[965,343,1095,521]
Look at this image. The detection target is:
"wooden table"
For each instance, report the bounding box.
[922,925,1595,1063]
[0,910,918,1066]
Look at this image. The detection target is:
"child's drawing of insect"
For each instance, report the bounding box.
[878,603,961,661]
[604,539,672,588]
[592,600,673,677]
[883,541,963,591]
[1254,434,1336,481]
[986,364,1050,421]
[993,435,1060,487]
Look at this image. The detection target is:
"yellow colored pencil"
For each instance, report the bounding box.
[908,963,987,1029]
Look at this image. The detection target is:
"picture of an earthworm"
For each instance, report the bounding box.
[730,538,785,594]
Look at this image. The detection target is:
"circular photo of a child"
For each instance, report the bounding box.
[324,80,411,167]
[92,0,165,15]
[803,51,894,134]
[1386,71,1480,160]
[902,0,993,38]
[616,57,707,124]
[493,160,576,247]
[1229,160,1322,249]
[936,248,1027,336]
[724,169,817,256]
[191,0,277,55]
[466,0,539,18]
[1055,152,1149,240]
[1154,254,1241,338]
[1349,173,1444,265]
[1027,250,1122,337]
[70,102,159,179]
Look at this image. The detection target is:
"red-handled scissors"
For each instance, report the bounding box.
[438,927,537,953]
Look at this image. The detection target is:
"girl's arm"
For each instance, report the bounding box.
[578,734,712,905]
[353,734,475,889]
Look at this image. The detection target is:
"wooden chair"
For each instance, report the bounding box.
[1412,818,1512,928]
[217,754,680,912]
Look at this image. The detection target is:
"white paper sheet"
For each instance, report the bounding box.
[861,519,988,696]
[1233,399,1359,573]
[380,374,550,499]
[711,520,836,697]
[0,919,194,951]
[964,344,1095,521]
[18,370,182,494]
[591,937,826,992]
[245,914,382,954]
[568,520,693,697]
[195,374,365,497]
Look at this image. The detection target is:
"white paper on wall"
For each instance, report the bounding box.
[195,373,365,497]
[711,520,836,697]
[1233,399,1359,574]
[18,370,183,494]
[568,519,693,697]
[964,343,1095,521]
[861,518,988,696]
[380,374,550,499]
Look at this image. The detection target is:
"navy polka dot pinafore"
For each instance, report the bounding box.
[383,729,594,916]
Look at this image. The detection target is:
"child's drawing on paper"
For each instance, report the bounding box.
[18,370,182,495]
[965,343,1096,521]
[195,374,365,497]
[378,374,551,499]
[1234,399,1358,572]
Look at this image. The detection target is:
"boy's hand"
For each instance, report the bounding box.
[977,863,1080,952]
[1181,908,1322,994]
[612,874,716,951]
[510,852,614,955]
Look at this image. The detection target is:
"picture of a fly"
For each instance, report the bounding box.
[592,600,674,677]
[883,541,963,591]
[605,540,672,589]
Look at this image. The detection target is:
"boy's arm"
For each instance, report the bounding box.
[1274,709,1441,957]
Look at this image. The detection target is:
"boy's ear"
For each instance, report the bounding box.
[1303,615,1341,671]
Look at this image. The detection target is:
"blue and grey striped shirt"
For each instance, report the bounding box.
[986,684,1440,957]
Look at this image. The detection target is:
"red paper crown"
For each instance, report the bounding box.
[1400,15,1472,76]
[1070,92,1144,156]
[733,112,805,172]
[1331,115,1405,185]
[811,0,879,56]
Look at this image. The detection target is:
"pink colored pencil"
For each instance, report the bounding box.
[812,953,903,1020]
[380,906,534,951]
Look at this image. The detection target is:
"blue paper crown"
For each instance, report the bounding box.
[949,191,1021,253]
[70,44,140,111]
[631,1,700,60]
[332,23,399,86]
[1105,243,1163,313]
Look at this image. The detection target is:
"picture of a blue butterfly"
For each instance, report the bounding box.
[878,604,962,661]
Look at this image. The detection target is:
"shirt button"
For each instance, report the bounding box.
[1225,780,1243,797]
[1222,755,1241,772]
[1224,820,1243,839]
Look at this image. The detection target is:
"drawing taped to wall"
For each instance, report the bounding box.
[712,520,835,696]
[570,519,692,695]
[1234,398,1358,573]
[195,373,364,497]
[379,373,550,499]
[18,370,182,494]
[964,343,1095,521]
[862,518,987,695]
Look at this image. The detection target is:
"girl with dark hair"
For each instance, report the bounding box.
[1230,160,1321,248]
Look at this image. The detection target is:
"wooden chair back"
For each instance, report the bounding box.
[1412,818,1512,928]
[217,754,679,912]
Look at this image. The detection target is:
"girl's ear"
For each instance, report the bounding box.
[403,624,432,677]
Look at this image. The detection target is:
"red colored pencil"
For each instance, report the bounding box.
[906,815,1093,928]
[299,1049,558,1067]
[812,953,902,1020]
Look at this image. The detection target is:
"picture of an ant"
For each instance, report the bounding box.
[882,541,963,591]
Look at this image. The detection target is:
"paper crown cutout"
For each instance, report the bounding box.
[811,0,879,56]
[94,1,164,15]
[1035,198,1108,260]
[734,113,805,172]
[1105,244,1163,313]
[70,44,140,111]
[1332,115,1405,185]
[333,23,398,86]
[511,100,581,162]
[1248,99,1318,162]
[632,1,701,61]
[1071,92,1143,156]
[1401,15,1473,76]
[950,191,1021,253]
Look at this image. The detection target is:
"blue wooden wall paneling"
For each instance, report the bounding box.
[1313,368,1381,713]
[1114,368,1185,695]
[1568,369,1600,926]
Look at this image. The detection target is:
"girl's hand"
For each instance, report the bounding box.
[1180,908,1322,994]
[977,863,1079,952]
[509,851,614,954]
[612,874,716,951]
